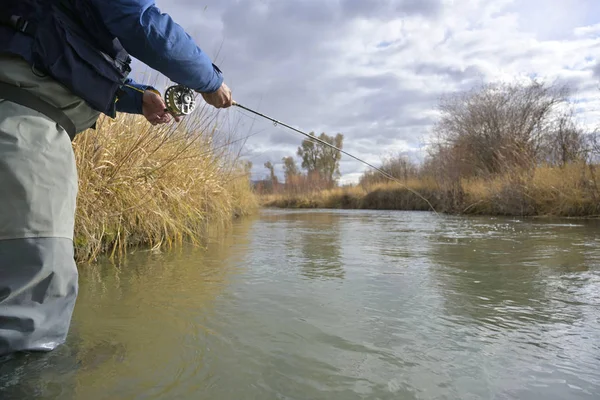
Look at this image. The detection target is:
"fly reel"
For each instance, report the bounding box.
[164,85,197,117]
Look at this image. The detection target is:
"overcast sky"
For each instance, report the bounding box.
[147,0,600,184]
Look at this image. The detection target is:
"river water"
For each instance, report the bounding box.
[1,209,600,399]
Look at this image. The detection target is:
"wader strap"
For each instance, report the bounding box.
[0,14,37,36]
[0,81,76,140]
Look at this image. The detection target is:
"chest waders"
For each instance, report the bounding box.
[0,0,120,358]
[0,66,81,357]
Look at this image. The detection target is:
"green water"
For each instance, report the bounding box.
[2,209,600,399]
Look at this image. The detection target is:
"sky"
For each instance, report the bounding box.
[144,0,600,184]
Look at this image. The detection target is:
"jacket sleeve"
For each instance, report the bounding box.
[115,78,157,114]
[90,0,224,94]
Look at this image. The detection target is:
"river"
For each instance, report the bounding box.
[1,209,600,399]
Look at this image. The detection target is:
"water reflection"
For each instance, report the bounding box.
[428,217,600,326]
[430,220,548,323]
[427,216,600,398]
[298,213,344,280]
[261,210,345,280]
[0,216,256,400]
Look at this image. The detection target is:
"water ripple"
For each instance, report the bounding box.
[2,210,599,399]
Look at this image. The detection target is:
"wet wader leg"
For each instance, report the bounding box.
[0,99,79,357]
[0,239,78,355]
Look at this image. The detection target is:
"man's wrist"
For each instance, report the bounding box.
[116,80,160,115]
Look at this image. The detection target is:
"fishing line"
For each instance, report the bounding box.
[162,85,437,213]
[232,102,437,213]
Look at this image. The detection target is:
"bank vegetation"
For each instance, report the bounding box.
[73,106,258,263]
[261,81,600,218]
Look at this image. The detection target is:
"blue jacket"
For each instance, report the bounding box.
[97,0,224,115]
[0,0,224,116]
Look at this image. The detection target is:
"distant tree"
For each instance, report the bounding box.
[240,160,253,175]
[264,161,277,184]
[282,156,300,182]
[297,132,344,186]
[317,133,344,185]
[297,133,319,174]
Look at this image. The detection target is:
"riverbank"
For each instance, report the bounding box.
[73,113,258,263]
[262,163,600,218]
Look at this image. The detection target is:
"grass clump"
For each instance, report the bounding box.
[72,109,258,263]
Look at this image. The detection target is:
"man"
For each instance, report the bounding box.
[0,0,232,357]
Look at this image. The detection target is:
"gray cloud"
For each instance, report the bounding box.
[267,131,305,147]
[412,63,483,82]
[350,73,402,90]
[341,0,442,19]
[594,63,600,79]
[556,75,597,93]
[399,0,443,17]
[506,0,599,40]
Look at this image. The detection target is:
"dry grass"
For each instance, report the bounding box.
[457,163,600,216]
[262,179,440,211]
[263,163,600,218]
[72,110,258,264]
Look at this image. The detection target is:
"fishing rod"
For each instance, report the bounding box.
[163,85,436,213]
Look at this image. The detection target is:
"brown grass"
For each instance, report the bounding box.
[262,179,440,211]
[72,110,258,264]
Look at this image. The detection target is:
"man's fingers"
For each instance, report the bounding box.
[148,112,178,126]
[149,114,162,125]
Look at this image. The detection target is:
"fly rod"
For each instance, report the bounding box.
[163,84,436,213]
[233,102,394,181]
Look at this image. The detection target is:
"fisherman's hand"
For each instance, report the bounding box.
[201,82,233,109]
[143,89,181,125]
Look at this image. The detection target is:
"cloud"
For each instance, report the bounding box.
[146,0,600,183]
[340,0,443,19]
[594,63,600,78]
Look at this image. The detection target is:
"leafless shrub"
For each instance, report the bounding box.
[359,152,418,187]
[429,80,573,178]
[538,110,586,167]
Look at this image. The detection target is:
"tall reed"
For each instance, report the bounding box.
[72,106,258,263]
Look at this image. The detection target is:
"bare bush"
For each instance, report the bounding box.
[359,152,418,187]
[538,112,586,167]
[429,81,573,178]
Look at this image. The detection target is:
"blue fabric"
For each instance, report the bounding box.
[89,0,224,94]
[0,0,224,116]
[115,78,155,115]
